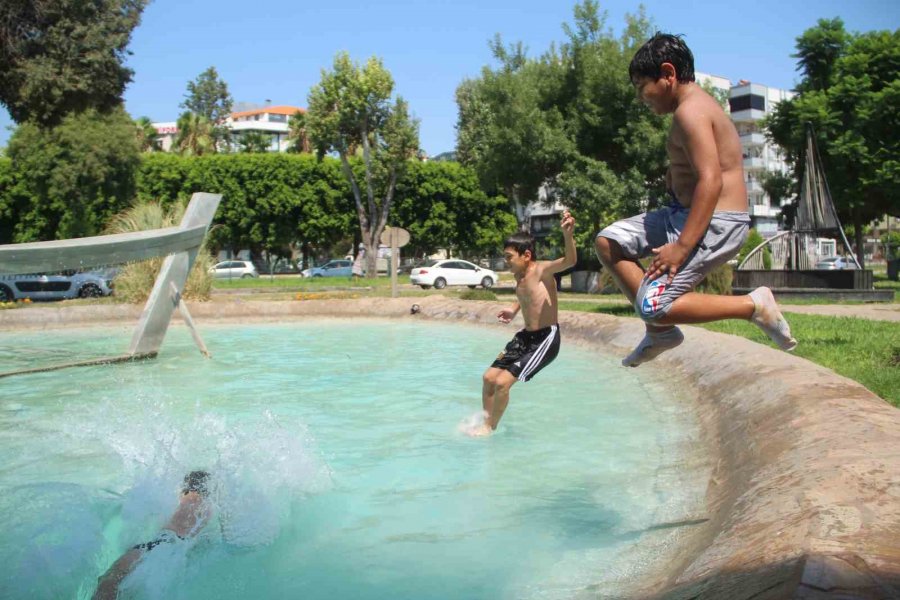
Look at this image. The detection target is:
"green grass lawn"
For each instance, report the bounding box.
[558,300,900,407]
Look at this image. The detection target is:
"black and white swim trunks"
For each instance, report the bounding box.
[491,324,560,382]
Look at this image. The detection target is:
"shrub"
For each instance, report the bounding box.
[459,289,497,301]
[737,228,772,269]
[696,263,734,295]
[104,200,214,303]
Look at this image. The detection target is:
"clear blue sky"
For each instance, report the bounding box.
[1,0,897,154]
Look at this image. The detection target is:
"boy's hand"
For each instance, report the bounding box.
[646,242,691,283]
[560,210,575,235]
[497,308,516,324]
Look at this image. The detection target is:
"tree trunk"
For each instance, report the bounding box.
[853,209,866,270]
[509,186,531,232]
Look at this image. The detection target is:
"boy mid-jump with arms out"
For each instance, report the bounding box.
[595,33,796,367]
[467,210,576,437]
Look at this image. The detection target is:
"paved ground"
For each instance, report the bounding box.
[779,302,900,322]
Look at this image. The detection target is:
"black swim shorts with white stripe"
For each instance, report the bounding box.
[490,324,560,382]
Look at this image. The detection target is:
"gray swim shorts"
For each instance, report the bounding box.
[597,203,750,322]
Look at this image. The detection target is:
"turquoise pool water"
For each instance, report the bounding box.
[0,320,707,599]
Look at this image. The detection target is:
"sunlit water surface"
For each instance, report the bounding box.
[0,320,708,599]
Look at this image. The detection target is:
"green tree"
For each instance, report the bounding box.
[181,67,233,150]
[0,0,146,126]
[765,19,900,267]
[456,2,667,235]
[760,170,795,208]
[237,131,271,153]
[391,160,517,257]
[134,116,160,152]
[134,153,356,266]
[456,38,572,229]
[6,108,140,241]
[306,52,420,276]
[287,110,312,153]
[173,111,215,156]
[0,157,14,243]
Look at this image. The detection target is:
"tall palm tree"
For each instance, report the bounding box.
[134,116,161,152]
[174,111,216,156]
[287,110,311,153]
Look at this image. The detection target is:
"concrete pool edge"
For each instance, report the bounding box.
[3,297,900,599]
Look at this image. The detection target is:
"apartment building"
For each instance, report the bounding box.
[728,81,794,236]
[153,105,303,153]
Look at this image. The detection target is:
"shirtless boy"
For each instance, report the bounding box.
[93,471,212,600]
[595,33,796,367]
[468,210,576,436]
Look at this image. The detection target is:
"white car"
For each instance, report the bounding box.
[814,256,857,270]
[410,259,497,290]
[209,260,258,279]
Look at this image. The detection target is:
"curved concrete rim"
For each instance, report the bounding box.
[2,297,899,599]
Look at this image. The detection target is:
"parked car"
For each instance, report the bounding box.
[257,259,300,275]
[0,270,114,302]
[209,260,258,279]
[301,259,353,278]
[410,259,497,290]
[815,256,857,270]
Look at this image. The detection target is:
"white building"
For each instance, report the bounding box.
[153,105,304,153]
[227,105,302,152]
[728,80,795,236]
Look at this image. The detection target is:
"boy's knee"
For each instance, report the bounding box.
[594,235,615,264]
[636,279,672,323]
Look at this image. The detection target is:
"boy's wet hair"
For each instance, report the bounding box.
[182,470,210,497]
[504,232,536,260]
[629,32,695,84]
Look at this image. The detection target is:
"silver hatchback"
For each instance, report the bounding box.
[0,270,114,302]
[209,260,258,279]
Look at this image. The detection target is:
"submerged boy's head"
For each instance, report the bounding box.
[182,470,210,497]
[629,33,695,114]
[503,232,536,273]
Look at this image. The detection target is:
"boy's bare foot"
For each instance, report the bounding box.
[622,326,684,367]
[749,287,797,351]
[465,423,494,437]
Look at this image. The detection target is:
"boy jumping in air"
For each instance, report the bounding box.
[595,33,796,367]
[467,211,576,436]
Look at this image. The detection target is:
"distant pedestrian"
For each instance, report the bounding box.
[352,244,365,280]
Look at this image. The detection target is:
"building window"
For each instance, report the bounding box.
[729,94,765,112]
[269,113,287,123]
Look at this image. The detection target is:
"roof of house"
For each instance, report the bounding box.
[230,105,305,119]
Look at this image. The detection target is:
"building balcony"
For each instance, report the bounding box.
[731,108,767,123]
[740,132,767,146]
[747,180,764,193]
[228,120,290,134]
[744,156,766,169]
[750,204,781,218]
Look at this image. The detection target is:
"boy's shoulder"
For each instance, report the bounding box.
[675,85,724,120]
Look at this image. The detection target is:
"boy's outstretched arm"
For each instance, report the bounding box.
[543,210,577,275]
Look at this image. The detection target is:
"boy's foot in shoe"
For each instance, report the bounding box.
[749,287,797,351]
[622,326,684,367]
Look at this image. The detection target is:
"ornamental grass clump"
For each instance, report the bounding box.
[104,200,215,303]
